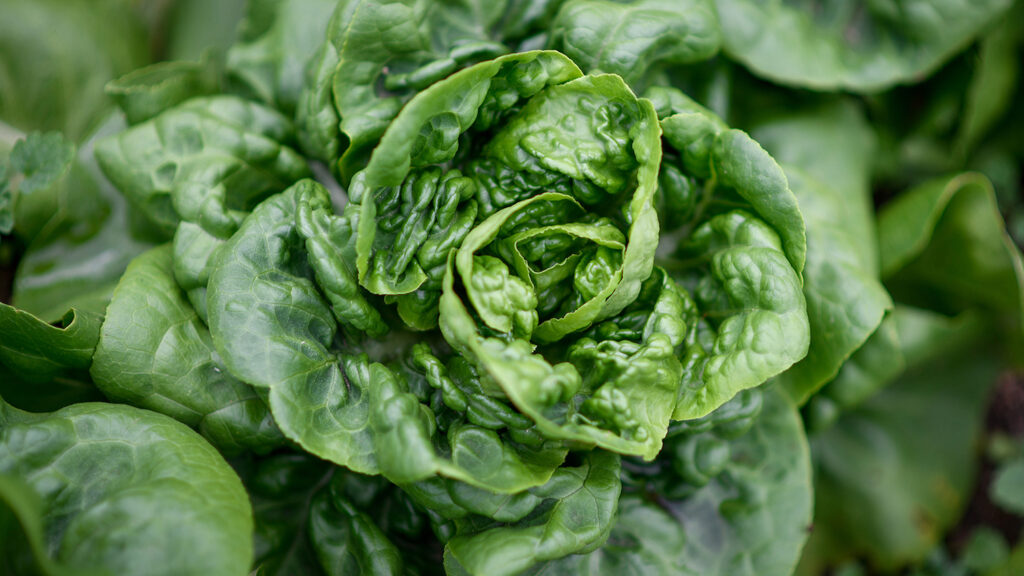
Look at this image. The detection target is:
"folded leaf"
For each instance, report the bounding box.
[878,173,1024,334]
[296,0,516,178]
[524,387,812,576]
[443,450,621,576]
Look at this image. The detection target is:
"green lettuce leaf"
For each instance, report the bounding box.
[0,304,103,412]
[798,308,995,573]
[95,95,310,238]
[526,387,811,576]
[0,0,149,141]
[208,181,562,493]
[90,245,284,455]
[296,0,516,179]
[443,450,621,576]
[878,173,1024,335]
[749,102,891,404]
[8,118,158,322]
[549,0,720,88]
[714,0,1013,92]
[106,56,223,125]
[226,0,338,115]
[0,399,253,575]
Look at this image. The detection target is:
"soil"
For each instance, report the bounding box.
[949,372,1024,553]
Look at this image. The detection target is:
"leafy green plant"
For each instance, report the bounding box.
[1,0,1023,575]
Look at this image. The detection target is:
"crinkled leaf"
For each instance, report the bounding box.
[671,210,809,420]
[526,387,811,576]
[443,450,621,576]
[348,51,584,297]
[550,0,720,88]
[95,96,310,238]
[714,0,1014,92]
[0,399,253,575]
[443,256,685,460]
[296,0,515,178]
[208,181,558,492]
[660,109,805,274]
[90,245,283,455]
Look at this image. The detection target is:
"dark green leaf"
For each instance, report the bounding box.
[0,400,254,575]
[715,0,1014,92]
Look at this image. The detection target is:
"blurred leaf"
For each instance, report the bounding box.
[798,309,998,573]
[715,0,1014,92]
[0,0,149,140]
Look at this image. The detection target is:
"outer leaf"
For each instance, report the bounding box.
[526,387,812,576]
[748,103,890,404]
[0,400,253,575]
[714,0,1013,92]
[549,0,720,88]
[0,300,103,413]
[878,173,1024,334]
[802,313,904,433]
[0,474,99,576]
[799,309,996,573]
[0,304,99,383]
[443,450,621,576]
[90,245,283,455]
[771,167,889,404]
[95,96,310,237]
[226,0,338,115]
[207,181,380,474]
